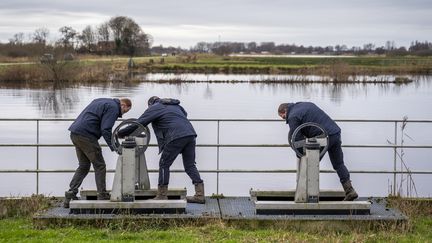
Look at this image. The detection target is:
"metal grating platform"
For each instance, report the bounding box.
[220,197,405,221]
[36,197,220,220]
[34,197,406,225]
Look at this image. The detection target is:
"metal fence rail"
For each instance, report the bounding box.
[1,118,431,195]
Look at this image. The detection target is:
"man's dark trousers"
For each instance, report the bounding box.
[327,132,350,184]
[158,136,203,186]
[68,133,107,194]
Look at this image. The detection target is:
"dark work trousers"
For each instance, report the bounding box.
[68,133,107,195]
[158,136,203,186]
[327,132,350,184]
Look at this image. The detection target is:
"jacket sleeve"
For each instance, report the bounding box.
[287,116,302,143]
[100,105,119,151]
[118,106,163,137]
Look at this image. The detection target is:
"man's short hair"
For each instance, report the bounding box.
[278,103,289,114]
[120,98,132,107]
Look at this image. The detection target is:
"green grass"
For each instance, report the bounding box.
[138,55,432,75]
[1,54,431,82]
[155,55,432,67]
[1,196,431,242]
[0,217,431,242]
[3,54,431,68]
[237,56,432,66]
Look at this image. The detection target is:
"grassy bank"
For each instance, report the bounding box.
[0,217,431,242]
[1,196,432,242]
[0,54,431,83]
[0,61,121,83]
[0,195,54,219]
[131,55,432,75]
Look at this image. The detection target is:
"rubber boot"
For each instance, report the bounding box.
[152,185,168,200]
[186,182,205,204]
[342,180,358,201]
[97,191,111,200]
[63,191,78,208]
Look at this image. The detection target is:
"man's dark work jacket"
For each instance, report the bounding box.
[119,99,196,153]
[69,98,122,150]
[285,102,340,141]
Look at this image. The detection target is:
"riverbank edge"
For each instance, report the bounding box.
[0,62,423,83]
[1,55,431,82]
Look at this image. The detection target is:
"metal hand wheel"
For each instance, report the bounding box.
[289,122,329,158]
[111,119,151,154]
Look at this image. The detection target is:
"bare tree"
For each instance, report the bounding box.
[247,42,257,52]
[58,26,77,48]
[108,16,128,42]
[132,33,152,55]
[40,56,71,82]
[193,42,210,53]
[9,32,25,45]
[212,44,232,56]
[78,25,96,53]
[32,28,50,44]
[96,22,111,54]
[108,16,151,56]
[259,42,275,52]
[97,22,110,42]
[363,43,375,51]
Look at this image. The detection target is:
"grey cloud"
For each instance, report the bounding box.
[0,0,431,47]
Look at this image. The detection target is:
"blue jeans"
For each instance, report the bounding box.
[327,132,350,184]
[158,136,203,186]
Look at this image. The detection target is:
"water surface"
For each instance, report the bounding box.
[0,74,431,197]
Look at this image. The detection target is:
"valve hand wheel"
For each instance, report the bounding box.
[289,122,329,158]
[111,119,151,154]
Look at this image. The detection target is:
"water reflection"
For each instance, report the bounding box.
[250,81,411,104]
[0,81,143,117]
[204,83,213,99]
[139,73,421,83]
[35,89,78,117]
[0,75,430,117]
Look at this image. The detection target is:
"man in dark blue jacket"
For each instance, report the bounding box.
[278,102,358,201]
[119,96,205,204]
[63,98,132,208]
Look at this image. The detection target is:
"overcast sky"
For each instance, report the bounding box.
[0,0,431,48]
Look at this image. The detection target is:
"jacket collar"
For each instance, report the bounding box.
[285,103,294,123]
[114,99,122,118]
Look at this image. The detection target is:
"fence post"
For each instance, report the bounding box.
[36,119,40,195]
[216,120,220,195]
[393,121,398,195]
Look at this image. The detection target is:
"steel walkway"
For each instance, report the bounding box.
[34,197,406,228]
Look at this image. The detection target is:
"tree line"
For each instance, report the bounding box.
[1,14,431,58]
[189,40,432,56]
[0,16,152,58]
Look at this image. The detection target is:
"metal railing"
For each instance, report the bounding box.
[1,118,431,195]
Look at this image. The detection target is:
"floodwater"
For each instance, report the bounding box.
[0,74,431,197]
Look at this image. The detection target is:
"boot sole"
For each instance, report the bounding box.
[186,199,206,204]
[187,201,205,204]
[343,195,359,201]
